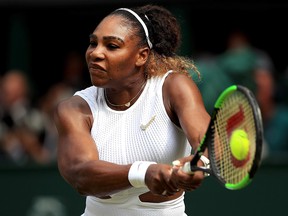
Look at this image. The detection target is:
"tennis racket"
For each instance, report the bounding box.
[182,85,263,190]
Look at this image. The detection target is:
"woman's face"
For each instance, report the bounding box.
[86,15,144,88]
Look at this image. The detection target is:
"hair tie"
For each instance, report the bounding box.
[116,8,153,49]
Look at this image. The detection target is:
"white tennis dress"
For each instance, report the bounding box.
[74,71,191,216]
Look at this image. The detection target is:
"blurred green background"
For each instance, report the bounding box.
[1,162,287,216]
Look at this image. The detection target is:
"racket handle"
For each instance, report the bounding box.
[182,160,211,176]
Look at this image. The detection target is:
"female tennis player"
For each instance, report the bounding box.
[54,4,210,216]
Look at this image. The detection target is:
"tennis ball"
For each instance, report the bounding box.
[230,129,250,161]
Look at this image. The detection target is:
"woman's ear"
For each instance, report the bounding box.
[135,47,150,67]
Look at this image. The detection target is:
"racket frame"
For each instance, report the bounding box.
[184,85,263,190]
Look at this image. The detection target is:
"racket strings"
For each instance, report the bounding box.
[211,91,256,185]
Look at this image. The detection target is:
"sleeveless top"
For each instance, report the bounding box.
[75,71,190,216]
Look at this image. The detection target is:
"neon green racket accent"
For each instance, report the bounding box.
[198,135,206,150]
[214,85,237,108]
[225,174,251,190]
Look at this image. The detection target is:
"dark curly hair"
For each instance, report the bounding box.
[110,4,200,79]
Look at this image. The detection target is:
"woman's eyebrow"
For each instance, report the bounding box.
[103,36,124,44]
[89,34,97,39]
[89,34,124,44]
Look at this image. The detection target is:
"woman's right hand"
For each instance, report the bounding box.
[145,157,205,197]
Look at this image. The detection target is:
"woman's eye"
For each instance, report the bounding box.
[107,43,119,50]
[89,41,97,47]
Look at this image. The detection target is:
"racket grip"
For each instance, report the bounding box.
[182,162,194,174]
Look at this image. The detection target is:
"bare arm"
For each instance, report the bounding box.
[164,73,211,150]
[54,95,131,197]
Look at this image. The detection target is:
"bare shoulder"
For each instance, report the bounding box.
[55,95,91,114]
[54,95,93,132]
[163,72,203,105]
[162,72,208,127]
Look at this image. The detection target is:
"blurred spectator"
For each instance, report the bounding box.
[59,50,87,93]
[276,67,288,106]
[195,53,232,114]
[255,70,288,159]
[36,51,87,161]
[0,70,51,165]
[39,51,87,109]
[195,30,283,160]
[220,30,288,160]
[195,30,276,113]
[217,30,275,93]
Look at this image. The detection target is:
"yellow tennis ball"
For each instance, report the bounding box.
[230,129,250,160]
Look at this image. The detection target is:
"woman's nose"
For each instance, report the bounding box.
[89,46,105,60]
